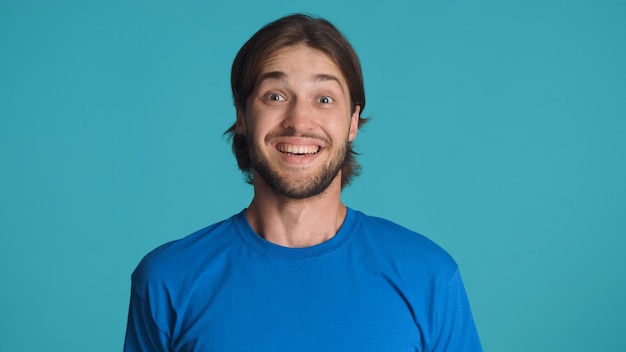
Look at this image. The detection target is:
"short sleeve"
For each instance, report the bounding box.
[431,268,483,351]
[124,287,171,352]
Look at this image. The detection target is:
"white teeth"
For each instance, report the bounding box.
[278,144,320,155]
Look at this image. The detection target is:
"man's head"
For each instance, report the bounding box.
[226,14,367,192]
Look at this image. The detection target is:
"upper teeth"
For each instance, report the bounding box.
[278,144,320,155]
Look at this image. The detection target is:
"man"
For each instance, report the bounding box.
[125,14,482,351]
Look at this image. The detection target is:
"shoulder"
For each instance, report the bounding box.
[130,213,242,295]
[351,209,458,275]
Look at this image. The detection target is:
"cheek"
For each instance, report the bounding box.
[246,121,272,145]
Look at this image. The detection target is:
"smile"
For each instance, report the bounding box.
[276,143,320,156]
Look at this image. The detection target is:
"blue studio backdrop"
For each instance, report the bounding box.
[1,1,625,351]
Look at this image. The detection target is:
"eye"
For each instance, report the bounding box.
[266,93,285,102]
[318,96,334,104]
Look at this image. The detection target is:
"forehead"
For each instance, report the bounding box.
[258,44,347,84]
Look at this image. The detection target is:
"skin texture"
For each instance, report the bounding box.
[235,44,360,248]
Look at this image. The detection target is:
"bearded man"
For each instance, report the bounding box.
[125,14,482,351]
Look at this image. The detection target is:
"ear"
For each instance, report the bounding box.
[235,106,247,136]
[348,105,360,142]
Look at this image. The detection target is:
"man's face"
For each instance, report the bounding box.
[236,44,360,199]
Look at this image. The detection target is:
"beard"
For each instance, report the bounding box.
[248,134,348,200]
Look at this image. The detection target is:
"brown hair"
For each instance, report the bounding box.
[225,13,368,187]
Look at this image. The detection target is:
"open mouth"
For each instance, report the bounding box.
[276,143,320,156]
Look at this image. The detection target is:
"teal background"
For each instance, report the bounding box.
[1,0,625,350]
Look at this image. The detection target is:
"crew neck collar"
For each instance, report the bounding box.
[233,207,356,260]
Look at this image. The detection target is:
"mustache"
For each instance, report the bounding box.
[264,130,331,145]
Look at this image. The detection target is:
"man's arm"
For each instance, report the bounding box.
[431,268,483,351]
[124,287,170,352]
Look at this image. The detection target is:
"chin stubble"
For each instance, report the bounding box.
[249,138,347,200]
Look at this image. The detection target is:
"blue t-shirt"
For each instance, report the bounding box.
[125,208,482,351]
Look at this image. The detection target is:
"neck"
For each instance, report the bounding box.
[245,176,347,248]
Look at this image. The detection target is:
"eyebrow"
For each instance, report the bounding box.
[257,71,345,91]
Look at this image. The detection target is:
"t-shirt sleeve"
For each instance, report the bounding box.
[124,287,170,352]
[431,268,483,351]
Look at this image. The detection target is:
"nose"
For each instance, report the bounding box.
[281,98,314,132]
